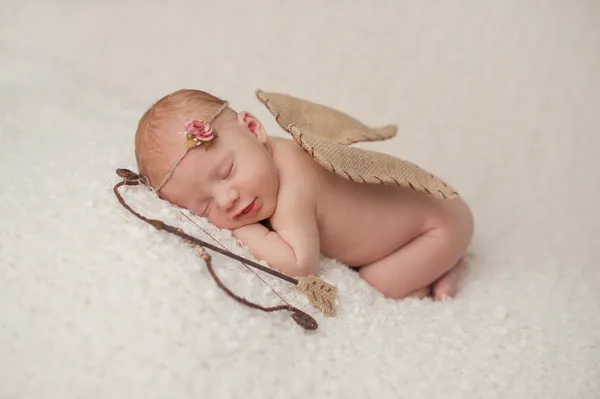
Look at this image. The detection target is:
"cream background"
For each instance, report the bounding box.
[1,1,599,398]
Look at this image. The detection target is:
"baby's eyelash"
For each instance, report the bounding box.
[225,161,234,178]
[201,201,212,217]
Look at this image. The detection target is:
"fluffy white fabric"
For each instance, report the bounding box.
[1,1,599,398]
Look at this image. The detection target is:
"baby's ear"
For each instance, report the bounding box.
[237,111,268,144]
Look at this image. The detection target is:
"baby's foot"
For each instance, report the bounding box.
[432,259,465,301]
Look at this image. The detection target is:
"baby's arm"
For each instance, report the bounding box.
[233,206,320,277]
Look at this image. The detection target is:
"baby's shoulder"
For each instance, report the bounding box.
[271,137,324,188]
[272,138,317,171]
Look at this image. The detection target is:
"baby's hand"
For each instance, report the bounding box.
[232,223,269,239]
[233,223,318,277]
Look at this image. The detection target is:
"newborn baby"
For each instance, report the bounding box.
[135,89,474,300]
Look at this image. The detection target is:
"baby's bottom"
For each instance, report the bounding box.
[358,199,473,301]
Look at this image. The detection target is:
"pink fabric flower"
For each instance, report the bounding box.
[183,119,215,141]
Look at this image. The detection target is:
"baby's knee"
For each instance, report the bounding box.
[436,198,474,255]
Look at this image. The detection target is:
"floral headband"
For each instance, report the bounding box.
[155,101,230,192]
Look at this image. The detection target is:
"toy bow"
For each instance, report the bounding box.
[113,168,337,331]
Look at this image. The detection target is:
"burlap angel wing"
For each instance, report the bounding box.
[256,90,397,145]
[256,89,458,200]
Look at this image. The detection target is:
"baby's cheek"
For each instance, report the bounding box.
[186,203,205,218]
[207,213,233,230]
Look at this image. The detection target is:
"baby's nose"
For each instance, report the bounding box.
[215,187,239,212]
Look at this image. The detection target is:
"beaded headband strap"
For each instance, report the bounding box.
[155,101,230,192]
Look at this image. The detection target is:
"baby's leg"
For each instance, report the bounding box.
[403,259,465,300]
[405,285,432,299]
[359,224,471,300]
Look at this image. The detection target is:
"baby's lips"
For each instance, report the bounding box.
[235,199,255,218]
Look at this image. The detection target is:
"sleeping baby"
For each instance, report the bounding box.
[134,89,473,301]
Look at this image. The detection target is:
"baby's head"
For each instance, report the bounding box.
[135,89,279,229]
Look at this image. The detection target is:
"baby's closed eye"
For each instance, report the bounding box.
[221,161,234,179]
[200,200,212,217]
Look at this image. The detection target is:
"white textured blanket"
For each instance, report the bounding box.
[1,1,599,398]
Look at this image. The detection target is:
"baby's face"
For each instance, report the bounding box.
[160,112,279,230]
